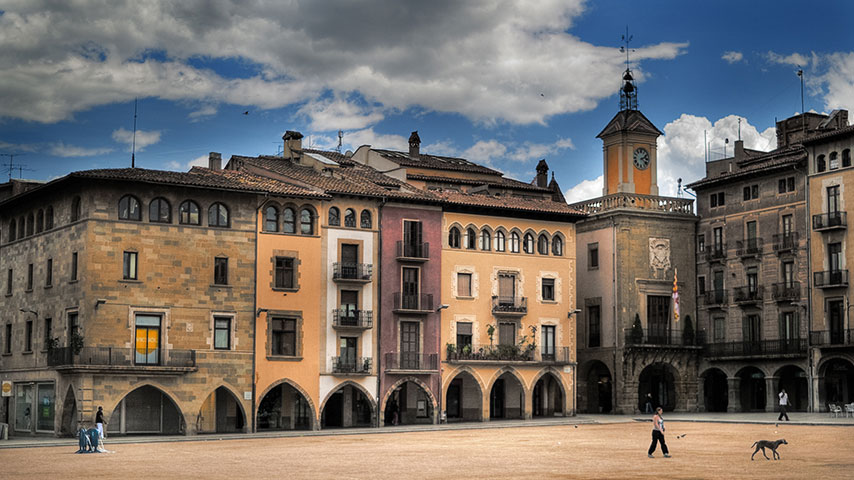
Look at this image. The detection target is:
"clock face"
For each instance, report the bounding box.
[633,148,650,170]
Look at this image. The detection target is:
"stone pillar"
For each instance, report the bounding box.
[813,375,824,412]
[342,387,353,427]
[727,377,741,412]
[697,376,706,412]
[765,376,778,413]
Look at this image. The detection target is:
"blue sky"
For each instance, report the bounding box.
[1,0,852,202]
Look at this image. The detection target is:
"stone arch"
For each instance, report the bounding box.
[256,378,317,429]
[735,365,767,412]
[442,365,487,394]
[530,367,568,396]
[638,362,680,412]
[381,376,438,425]
[107,382,187,435]
[817,356,854,408]
[197,383,249,433]
[773,364,808,412]
[443,366,486,422]
[817,353,854,376]
[699,367,729,413]
[530,367,568,417]
[59,384,78,435]
[486,367,527,419]
[580,360,613,413]
[319,380,377,428]
[486,366,527,393]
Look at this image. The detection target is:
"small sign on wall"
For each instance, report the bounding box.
[563,366,572,373]
[1,380,11,397]
[244,391,252,400]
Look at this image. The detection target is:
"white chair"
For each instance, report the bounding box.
[829,403,842,417]
[844,403,854,418]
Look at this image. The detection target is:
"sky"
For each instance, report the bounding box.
[0,0,852,202]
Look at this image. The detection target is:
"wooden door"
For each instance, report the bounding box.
[401,322,420,369]
[647,296,670,344]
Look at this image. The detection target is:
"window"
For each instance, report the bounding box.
[149,198,171,223]
[67,312,79,344]
[498,273,516,304]
[456,322,472,349]
[282,208,295,233]
[588,243,599,269]
[743,185,759,200]
[495,230,506,252]
[827,185,840,213]
[457,272,472,297]
[466,228,476,250]
[264,206,279,232]
[179,200,200,225]
[782,215,793,236]
[552,236,563,256]
[360,209,372,229]
[479,230,491,251]
[829,242,842,272]
[134,315,160,365]
[118,195,140,221]
[123,251,138,280]
[829,151,839,170]
[713,227,723,251]
[541,325,556,360]
[26,213,33,236]
[401,267,420,309]
[698,234,705,253]
[843,149,851,168]
[208,203,229,227]
[402,220,423,257]
[340,290,358,323]
[274,257,295,289]
[537,235,549,255]
[779,177,796,194]
[587,305,601,348]
[214,317,231,350]
[45,206,53,230]
[782,261,795,288]
[71,196,81,222]
[746,221,757,247]
[698,276,706,295]
[713,317,725,342]
[8,219,15,242]
[4,323,10,354]
[300,208,314,234]
[25,320,32,352]
[36,209,43,233]
[214,257,228,285]
[710,191,725,207]
[510,232,520,253]
[70,252,78,281]
[523,233,534,254]
[817,154,826,172]
[780,311,798,341]
[744,314,761,344]
[5,268,11,295]
[26,263,33,291]
[344,208,356,228]
[542,278,555,301]
[328,207,340,226]
[271,317,297,356]
[746,266,758,293]
[45,259,52,287]
[43,318,52,350]
[498,322,516,346]
[448,227,461,248]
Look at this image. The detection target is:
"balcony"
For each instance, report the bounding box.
[814,270,849,289]
[445,344,572,365]
[393,293,434,313]
[812,211,847,231]
[810,329,854,347]
[771,282,800,302]
[624,328,704,347]
[705,244,726,263]
[492,296,528,316]
[703,289,728,307]
[47,347,196,374]
[383,353,439,372]
[332,309,373,329]
[773,233,798,254]
[704,339,807,358]
[396,241,429,261]
[736,238,763,258]
[332,262,373,283]
[733,285,764,305]
[331,356,372,375]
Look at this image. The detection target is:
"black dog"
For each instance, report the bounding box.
[750,439,787,460]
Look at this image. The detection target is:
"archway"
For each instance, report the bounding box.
[383,379,434,426]
[775,365,808,412]
[198,386,246,433]
[59,385,77,436]
[107,385,183,435]
[638,363,677,412]
[584,361,613,413]
[532,371,565,417]
[489,371,524,419]
[701,368,728,412]
[321,383,373,429]
[257,382,313,431]
[821,358,854,407]
[737,366,766,412]
[445,369,483,422]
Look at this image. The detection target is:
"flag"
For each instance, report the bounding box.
[672,267,680,323]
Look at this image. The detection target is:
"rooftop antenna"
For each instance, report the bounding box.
[1,153,30,180]
[337,130,343,153]
[619,26,638,111]
[704,130,708,162]
[797,68,805,132]
[131,97,138,168]
[738,117,742,141]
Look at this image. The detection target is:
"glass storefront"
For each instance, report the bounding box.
[37,383,55,431]
[14,382,55,432]
[15,383,33,432]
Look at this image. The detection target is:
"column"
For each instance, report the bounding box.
[697,377,706,413]
[727,377,740,412]
[765,376,778,413]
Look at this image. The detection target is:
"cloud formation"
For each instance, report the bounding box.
[48,142,114,157]
[112,128,162,152]
[721,51,744,64]
[766,50,854,113]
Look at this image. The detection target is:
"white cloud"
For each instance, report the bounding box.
[166,154,208,171]
[0,139,38,153]
[188,105,218,121]
[721,51,743,64]
[766,51,813,68]
[565,175,602,203]
[298,96,385,132]
[48,142,113,157]
[336,128,409,152]
[111,128,162,152]
[462,140,507,166]
[508,137,574,163]
[815,52,854,113]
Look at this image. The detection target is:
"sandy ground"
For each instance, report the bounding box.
[1,421,852,479]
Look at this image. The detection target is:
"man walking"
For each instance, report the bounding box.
[648,407,670,458]
[95,406,107,438]
[778,389,790,421]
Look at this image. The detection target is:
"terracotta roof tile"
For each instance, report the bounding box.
[373,149,502,175]
[433,189,586,218]
[686,147,806,189]
[405,173,552,193]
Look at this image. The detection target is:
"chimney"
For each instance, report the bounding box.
[208,152,222,171]
[283,131,304,160]
[535,159,549,188]
[408,131,421,157]
[734,140,744,161]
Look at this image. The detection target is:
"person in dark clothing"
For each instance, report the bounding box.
[648,407,670,458]
[778,389,790,421]
[95,406,107,439]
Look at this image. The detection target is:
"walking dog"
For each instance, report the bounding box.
[750,439,787,460]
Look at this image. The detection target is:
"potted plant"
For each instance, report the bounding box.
[446,343,457,359]
[682,315,695,346]
[70,332,85,355]
[630,314,643,345]
[461,344,472,357]
[486,324,495,346]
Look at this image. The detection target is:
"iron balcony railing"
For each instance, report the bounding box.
[703,339,807,357]
[624,328,704,347]
[812,211,847,230]
[47,346,196,368]
[736,238,763,257]
[332,356,372,374]
[772,232,798,253]
[384,352,439,371]
[703,289,728,306]
[332,309,373,328]
[332,262,373,281]
[445,344,571,364]
[733,285,764,304]
[706,244,726,262]
[771,282,800,301]
[491,296,528,315]
[814,270,849,288]
[809,329,854,346]
[396,241,429,260]
[393,293,434,312]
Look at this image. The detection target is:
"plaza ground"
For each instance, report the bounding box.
[2,415,852,479]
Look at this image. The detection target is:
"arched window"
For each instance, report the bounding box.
[360,209,372,229]
[45,206,54,230]
[829,151,839,170]
[328,207,340,226]
[26,213,34,236]
[495,230,506,252]
[843,149,851,168]
[552,236,563,256]
[36,209,44,233]
[179,200,200,225]
[480,230,491,251]
[118,195,140,221]
[466,228,477,249]
[300,208,314,235]
[208,202,229,227]
[18,217,24,237]
[70,196,82,222]
[8,219,16,242]
[816,154,826,172]
[510,232,520,253]
[344,208,356,228]
[264,205,279,232]
[537,234,549,255]
[449,227,461,248]
[282,208,296,233]
[149,197,171,223]
[523,233,534,254]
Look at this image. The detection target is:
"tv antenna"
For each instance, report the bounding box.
[1,153,33,181]
[131,97,138,168]
[336,130,344,153]
[797,68,805,131]
[620,26,634,72]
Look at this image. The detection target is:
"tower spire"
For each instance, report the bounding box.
[619,26,638,111]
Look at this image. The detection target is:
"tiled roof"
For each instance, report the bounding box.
[597,110,663,138]
[405,173,552,193]
[686,147,806,189]
[372,149,503,175]
[434,189,586,219]
[801,124,854,144]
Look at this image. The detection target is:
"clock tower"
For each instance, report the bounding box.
[596,65,662,196]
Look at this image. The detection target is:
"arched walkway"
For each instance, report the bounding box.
[737,366,766,412]
[489,370,525,420]
[383,378,436,426]
[775,365,808,412]
[198,386,247,433]
[638,363,677,412]
[532,371,565,417]
[59,385,77,435]
[820,358,854,407]
[321,382,374,429]
[257,381,314,431]
[107,385,183,435]
[582,361,612,413]
[701,368,728,413]
[445,369,483,422]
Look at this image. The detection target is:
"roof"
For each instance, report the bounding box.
[434,189,586,219]
[686,147,806,189]
[372,148,503,176]
[405,173,552,193]
[597,110,663,138]
[800,124,854,144]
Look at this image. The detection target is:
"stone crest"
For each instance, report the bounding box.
[649,237,671,277]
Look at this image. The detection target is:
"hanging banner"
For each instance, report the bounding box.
[672,268,680,323]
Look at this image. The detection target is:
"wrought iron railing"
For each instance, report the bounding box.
[47,347,195,368]
[393,293,434,312]
[812,211,847,230]
[384,352,438,371]
[814,270,849,288]
[491,296,528,315]
[772,232,798,252]
[332,356,372,374]
[703,339,807,357]
[706,244,726,262]
[332,262,373,281]
[736,238,763,257]
[771,282,800,301]
[624,328,703,347]
[810,329,854,346]
[733,285,763,303]
[703,289,728,305]
[396,241,429,259]
[332,309,373,328]
[445,344,571,364]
